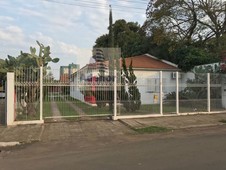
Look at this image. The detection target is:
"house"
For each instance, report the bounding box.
[120,54,194,104]
[70,54,194,105]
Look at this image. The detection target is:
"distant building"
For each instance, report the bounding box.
[60,63,80,83]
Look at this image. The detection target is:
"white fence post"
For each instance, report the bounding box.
[160,71,163,115]
[6,72,15,126]
[207,73,210,112]
[40,66,43,121]
[113,69,117,120]
[176,72,179,115]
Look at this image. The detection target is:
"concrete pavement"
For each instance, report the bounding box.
[121,113,226,129]
[0,120,133,144]
[0,113,226,146]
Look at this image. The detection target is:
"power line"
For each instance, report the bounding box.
[110,0,148,5]
[42,0,146,14]
[72,0,146,10]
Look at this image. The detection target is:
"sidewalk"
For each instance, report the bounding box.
[0,120,133,144]
[121,113,226,129]
[0,113,226,145]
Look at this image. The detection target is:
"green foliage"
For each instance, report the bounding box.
[0,59,7,81]
[94,19,146,57]
[26,41,59,67]
[219,119,226,123]
[2,41,59,117]
[134,126,170,134]
[94,1,226,72]
[172,46,218,72]
[145,0,226,67]
[121,57,141,112]
[4,41,59,70]
[94,34,109,48]
[165,73,222,101]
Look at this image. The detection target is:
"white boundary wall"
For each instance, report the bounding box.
[6,70,44,126]
[6,69,226,125]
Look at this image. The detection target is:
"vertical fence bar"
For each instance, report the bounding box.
[160,71,163,115]
[176,72,179,115]
[113,69,117,120]
[6,72,15,125]
[207,73,210,112]
[40,67,43,121]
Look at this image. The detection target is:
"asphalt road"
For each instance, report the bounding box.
[1,126,226,170]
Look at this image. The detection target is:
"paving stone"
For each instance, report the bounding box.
[0,114,226,143]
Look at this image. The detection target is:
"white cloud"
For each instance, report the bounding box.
[39,1,83,30]
[58,42,79,56]
[0,16,14,22]
[28,32,92,68]
[18,8,43,17]
[0,25,24,42]
[0,0,147,69]
[29,32,54,47]
[56,42,92,68]
[0,1,10,6]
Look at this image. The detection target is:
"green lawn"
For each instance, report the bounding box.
[42,94,226,118]
[219,119,226,123]
[43,101,52,117]
[55,101,79,116]
[43,99,79,118]
[73,100,112,115]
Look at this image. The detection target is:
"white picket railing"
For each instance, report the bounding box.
[5,68,226,125]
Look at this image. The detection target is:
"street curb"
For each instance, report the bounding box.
[0,142,21,147]
[173,123,226,130]
[119,119,226,131]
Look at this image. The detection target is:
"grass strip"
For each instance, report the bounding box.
[134,126,170,134]
[219,119,226,123]
[73,100,112,115]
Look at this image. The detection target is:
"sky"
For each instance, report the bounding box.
[0,0,148,73]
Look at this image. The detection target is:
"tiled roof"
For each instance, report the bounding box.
[82,54,179,71]
[123,54,179,70]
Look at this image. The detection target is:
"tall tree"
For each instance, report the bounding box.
[108,6,115,111]
[144,0,226,71]
[108,5,114,48]
[172,46,217,71]
[121,57,141,112]
[94,19,146,57]
[146,0,226,53]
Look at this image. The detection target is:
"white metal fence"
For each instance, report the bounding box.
[5,67,226,125]
[0,79,5,124]
[116,72,226,119]
[14,68,41,121]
